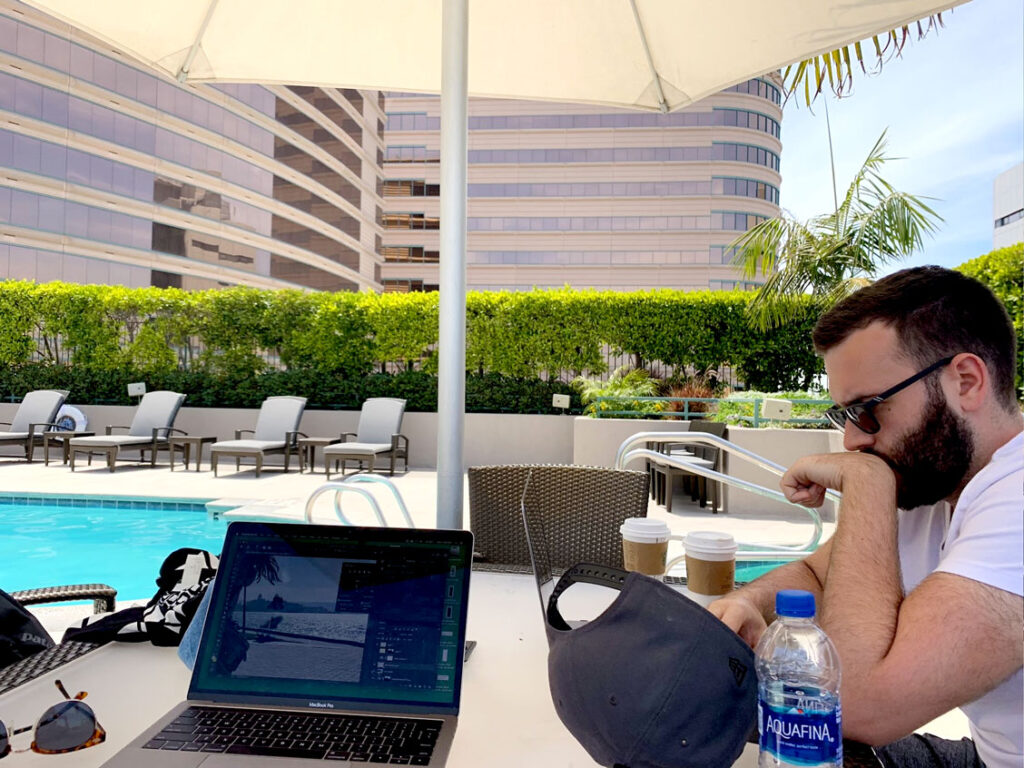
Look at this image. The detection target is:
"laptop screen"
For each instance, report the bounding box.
[189,522,472,715]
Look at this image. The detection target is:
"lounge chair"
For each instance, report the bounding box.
[68,391,186,472]
[209,396,307,477]
[0,389,68,462]
[323,398,408,478]
[468,464,649,572]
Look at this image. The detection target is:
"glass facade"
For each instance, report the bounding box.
[388,107,780,138]
[382,80,781,292]
[0,1,383,291]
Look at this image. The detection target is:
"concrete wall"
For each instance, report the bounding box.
[720,426,842,519]
[0,403,575,469]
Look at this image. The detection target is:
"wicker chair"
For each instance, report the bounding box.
[0,583,116,695]
[468,464,649,572]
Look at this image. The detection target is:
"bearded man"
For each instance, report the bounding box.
[711,266,1023,768]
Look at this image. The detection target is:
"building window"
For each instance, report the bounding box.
[383,179,440,197]
[383,246,439,263]
[383,212,440,230]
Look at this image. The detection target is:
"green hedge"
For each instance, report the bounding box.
[957,243,1023,397]
[0,281,826,410]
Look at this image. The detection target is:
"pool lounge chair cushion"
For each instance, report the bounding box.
[210,439,286,454]
[67,434,162,448]
[3,390,68,435]
[325,441,392,456]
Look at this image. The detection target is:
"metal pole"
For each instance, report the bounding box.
[436,0,468,530]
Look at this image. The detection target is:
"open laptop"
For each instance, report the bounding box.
[102,521,473,767]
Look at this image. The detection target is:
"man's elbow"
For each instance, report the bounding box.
[842,709,908,748]
[840,684,920,746]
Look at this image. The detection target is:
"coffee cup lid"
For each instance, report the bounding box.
[620,517,670,543]
[683,531,737,559]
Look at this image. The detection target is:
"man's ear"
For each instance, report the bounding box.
[948,353,987,412]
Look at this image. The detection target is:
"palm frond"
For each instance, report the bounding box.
[782,14,946,105]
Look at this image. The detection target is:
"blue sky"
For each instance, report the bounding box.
[778,0,1023,274]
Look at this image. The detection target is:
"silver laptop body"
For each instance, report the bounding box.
[102,522,473,768]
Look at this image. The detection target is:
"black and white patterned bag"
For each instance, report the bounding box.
[63,548,219,647]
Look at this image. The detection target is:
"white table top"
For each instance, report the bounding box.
[0,572,758,767]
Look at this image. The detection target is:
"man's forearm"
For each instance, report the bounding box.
[732,551,827,624]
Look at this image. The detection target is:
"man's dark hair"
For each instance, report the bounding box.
[813,266,1018,411]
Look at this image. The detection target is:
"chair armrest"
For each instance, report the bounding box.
[151,426,173,441]
[28,422,61,436]
[166,427,189,437]
[11,584,117,614]
[105,425,130,435]
[0,421,10,428]
[236,429,255,440]
[391,434,409,452]
[286,430,308,446]
[341,431,357,441]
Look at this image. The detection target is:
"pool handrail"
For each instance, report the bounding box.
[615,431,842,560]
[303,474,414,527]
[338,474,415,527]
[304,483,384,525]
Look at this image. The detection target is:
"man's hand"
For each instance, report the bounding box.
[708,593,769,648]
[781,452,895,508]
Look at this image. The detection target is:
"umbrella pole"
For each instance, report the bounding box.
[436,0,469,530]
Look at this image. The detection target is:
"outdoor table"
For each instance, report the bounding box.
[0,572,765,767]
[168,435,217,472]
[297,436,343,474]
[42,430,95,466]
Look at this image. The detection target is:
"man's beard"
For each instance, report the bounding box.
[868,387,975,509]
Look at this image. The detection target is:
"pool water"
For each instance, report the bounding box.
[0,494,229,600]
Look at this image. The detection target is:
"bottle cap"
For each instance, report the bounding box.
[775,589,815,617]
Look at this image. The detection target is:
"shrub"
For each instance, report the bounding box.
[0,281,829,409]
[573,367,664,418]
[712,391,832,428]
[957,243,1023,398]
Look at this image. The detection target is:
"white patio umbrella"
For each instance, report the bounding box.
[21,0,965,529]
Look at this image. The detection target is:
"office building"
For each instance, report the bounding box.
[993,162,1023,249]
[381,80,782,293]
[0,0,384,291]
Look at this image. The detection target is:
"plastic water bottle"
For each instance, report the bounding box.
[756,590,842,767]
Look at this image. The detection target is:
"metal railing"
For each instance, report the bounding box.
[303,474,414,527]
[593,396,832,426]
[615,431,841,561]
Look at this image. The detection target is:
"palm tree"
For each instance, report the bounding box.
[732,131,942,330]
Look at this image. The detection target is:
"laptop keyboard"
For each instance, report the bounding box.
[142,705,443,764]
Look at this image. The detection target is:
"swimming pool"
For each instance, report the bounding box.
[0,493,230,600]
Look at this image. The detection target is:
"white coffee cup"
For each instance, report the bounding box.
[620,518,677,580]
[667,531,737,607]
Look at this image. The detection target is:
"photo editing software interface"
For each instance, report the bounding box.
[193,526,471,709]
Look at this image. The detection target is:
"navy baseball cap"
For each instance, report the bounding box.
[544,564,757,768]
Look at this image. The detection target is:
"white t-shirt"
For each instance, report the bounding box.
[896,430,1024,768]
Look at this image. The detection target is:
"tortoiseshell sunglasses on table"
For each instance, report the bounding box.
[0,679,105,758]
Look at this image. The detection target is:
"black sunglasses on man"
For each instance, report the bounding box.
[824,355,957,435]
